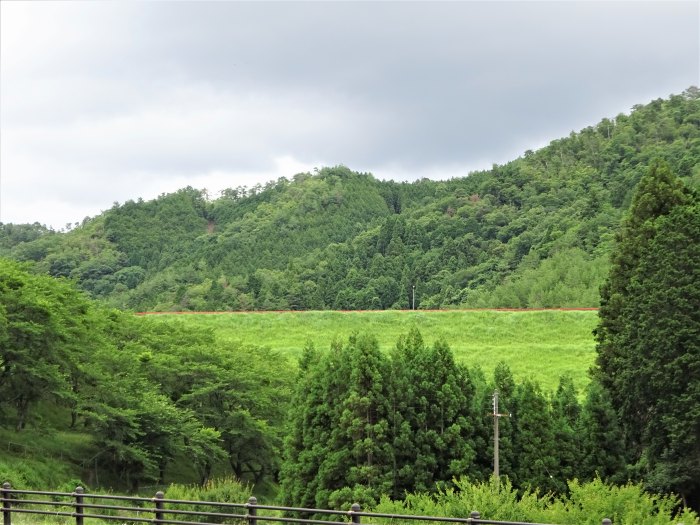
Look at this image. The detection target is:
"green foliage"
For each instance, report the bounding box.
[0,259,293,493]
[282,329,632,509]
[0,258,96,430]
[577,381,626,482]
[164,477,252,523]
[510,380,559,493]
[5,91,699,311]
[373,477,699,525]
[281,331,483,510]
[595,160,700,506]
[387,330,477,497]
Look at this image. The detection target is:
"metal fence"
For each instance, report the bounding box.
[1,483,612,525]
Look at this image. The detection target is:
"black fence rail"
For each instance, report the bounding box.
[1,483,613,525]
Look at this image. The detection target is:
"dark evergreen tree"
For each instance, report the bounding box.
[467,367,495,481]
[279,342,335,509]
[549,376,582,492]
[388,329,477,495]
[511,380,559,493]
[595,160,700,506]
[387,329,423,498]
[326,333,393,509]
[281,334,393,510]
[577,381,626,482]
[283,329,482,507]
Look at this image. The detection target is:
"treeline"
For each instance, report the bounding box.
[279,329,625,510]
[0,260,632,501]
[1,257,616,499]
[278,159,700,512]
[0,258,293,491]
[2,89,698,311]
[1,158,697,515]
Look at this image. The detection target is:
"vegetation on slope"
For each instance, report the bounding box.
[150,309,597,392]
[2,89,698,311]
[595,160,700,507]
[0,258,293,492]
[1,90,698,517]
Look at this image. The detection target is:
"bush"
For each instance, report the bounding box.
[163,477,252,523]
[373,478,699,525]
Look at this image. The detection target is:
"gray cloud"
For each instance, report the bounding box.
[1,1,698,228]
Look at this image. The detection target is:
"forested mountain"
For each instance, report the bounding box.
[2,88,699,311]
[1,155,698,512]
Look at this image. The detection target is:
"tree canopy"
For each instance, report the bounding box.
[0,258,293,491]
[594,160,700,507]
[3,89,698,312]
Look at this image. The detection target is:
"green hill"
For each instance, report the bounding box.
[2,88,698,312]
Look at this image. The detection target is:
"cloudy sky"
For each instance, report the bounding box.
[1,1,698,229]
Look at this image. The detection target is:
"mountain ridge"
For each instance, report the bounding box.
[2,88,698,311]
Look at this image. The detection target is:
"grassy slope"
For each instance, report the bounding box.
[0,405,97,491]
[146,309,598,392]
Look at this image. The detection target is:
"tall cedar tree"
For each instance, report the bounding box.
[594,160,700,507]
[511,380,559,493]
[577,381,626,482]
[281,330,479,509]
[389,329,477,496]
[549,376,582,493]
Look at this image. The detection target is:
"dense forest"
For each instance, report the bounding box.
[1,89,698,520]
[1,89,699,312]
[0,256,293,492]
[278,154,700,511]
[0,257,621,496]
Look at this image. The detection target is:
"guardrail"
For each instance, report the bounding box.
[1,483,612,525]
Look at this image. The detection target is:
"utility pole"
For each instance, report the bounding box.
[412,285,415,310]
[492,390,510,480]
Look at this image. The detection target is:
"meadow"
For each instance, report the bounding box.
[146,309,599,392]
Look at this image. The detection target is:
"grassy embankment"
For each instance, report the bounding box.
[148,309,598,393]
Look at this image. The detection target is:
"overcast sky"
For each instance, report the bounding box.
[1,1,698,229]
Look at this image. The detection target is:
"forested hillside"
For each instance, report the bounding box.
[0,258,658,505]
[1,157,698,513]
[0,258,293,491]
[2,89,698,311]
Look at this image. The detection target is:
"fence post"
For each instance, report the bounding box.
[350,503,361,524]
[469,511,480,523]
[154,491,164,523]
[74,486,84,525]
[247,496,258,525]
[602,520,612,525]
[2,482,11,525]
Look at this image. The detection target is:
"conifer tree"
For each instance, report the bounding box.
[388,329,477,495]
[577,381,626,482]
[281,335,393,510]
[387,328,424,497]
[328,333,393,509]
[595,160,700,506]
[279,343,329,509]
[549,376,582,492]
[511,380,559,493]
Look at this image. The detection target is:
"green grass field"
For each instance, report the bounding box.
[147,310,599,393]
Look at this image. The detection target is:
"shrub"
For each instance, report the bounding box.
[373,478,699,525]
[163,477,252,523]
